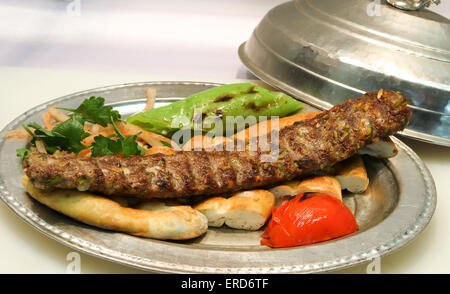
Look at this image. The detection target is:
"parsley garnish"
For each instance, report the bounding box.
[160,141,173,148]
[91,133,145,158]
[91,135,123,157]
[16,148,32,158]
[24,113,90,154]
[20,97,148,158]
[90,117,146,158]
[59,96,121,127]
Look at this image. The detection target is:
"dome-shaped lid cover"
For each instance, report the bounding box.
[239,0,450,146]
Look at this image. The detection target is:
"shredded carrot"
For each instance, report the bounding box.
[145,146,176,156]
[91,124,102,134]
[42,112,54,130]
[77,148,92,158]
[48,106,70,122]
[182,135,210,151]
[181,135,233,151]
[82,128,116,146]
[4,129,31,141]
[233,111,322,143]
[84,124,92,133]
[35,140,47,154]
[118,122,174,148]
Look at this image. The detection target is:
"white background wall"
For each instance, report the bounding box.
[0,0,448,79]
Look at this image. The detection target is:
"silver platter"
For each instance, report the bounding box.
[0,81,437,273]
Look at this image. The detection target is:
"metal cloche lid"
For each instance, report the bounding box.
[239,0,450,146]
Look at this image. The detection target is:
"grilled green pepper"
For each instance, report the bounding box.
[126,83,303,136]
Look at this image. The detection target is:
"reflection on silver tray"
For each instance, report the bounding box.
[0,81,437,273]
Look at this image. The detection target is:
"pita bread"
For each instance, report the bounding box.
[359,137,398,158]
[22,176,208,240]
[194,190,275,231]
[269,176,342,206]
[333,155,369,193]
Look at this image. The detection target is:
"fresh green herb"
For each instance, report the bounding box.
[137,145,147,155]
[24,113,90,154]
[59,96,121,127]
[90,133,145,158]
[20,97,146,158]
[51,113,91,153]
[16,148,32,158]
[90,135,122,157]
[160,141,173,148]
[90,114,146,158]
[120,134,144,157]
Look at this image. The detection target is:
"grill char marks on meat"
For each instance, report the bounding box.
[23,90,411,198]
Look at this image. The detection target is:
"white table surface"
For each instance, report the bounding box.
[0,1,448,274]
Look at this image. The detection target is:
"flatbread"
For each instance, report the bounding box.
[269,176,342,207]
[333,155,369,193]
[194,190,275,231]
[22,176,208,240]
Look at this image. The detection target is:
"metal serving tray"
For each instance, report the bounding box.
[0,81,436,273]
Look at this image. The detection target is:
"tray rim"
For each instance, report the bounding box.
[0,81,437,273]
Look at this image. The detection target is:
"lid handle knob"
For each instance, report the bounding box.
[386,0,441,11]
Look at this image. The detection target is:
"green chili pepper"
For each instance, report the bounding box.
[126,83,303,136]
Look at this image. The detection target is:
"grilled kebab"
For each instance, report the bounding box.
[23,90,411,198]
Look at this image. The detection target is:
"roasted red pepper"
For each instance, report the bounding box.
[261,193,358,248]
